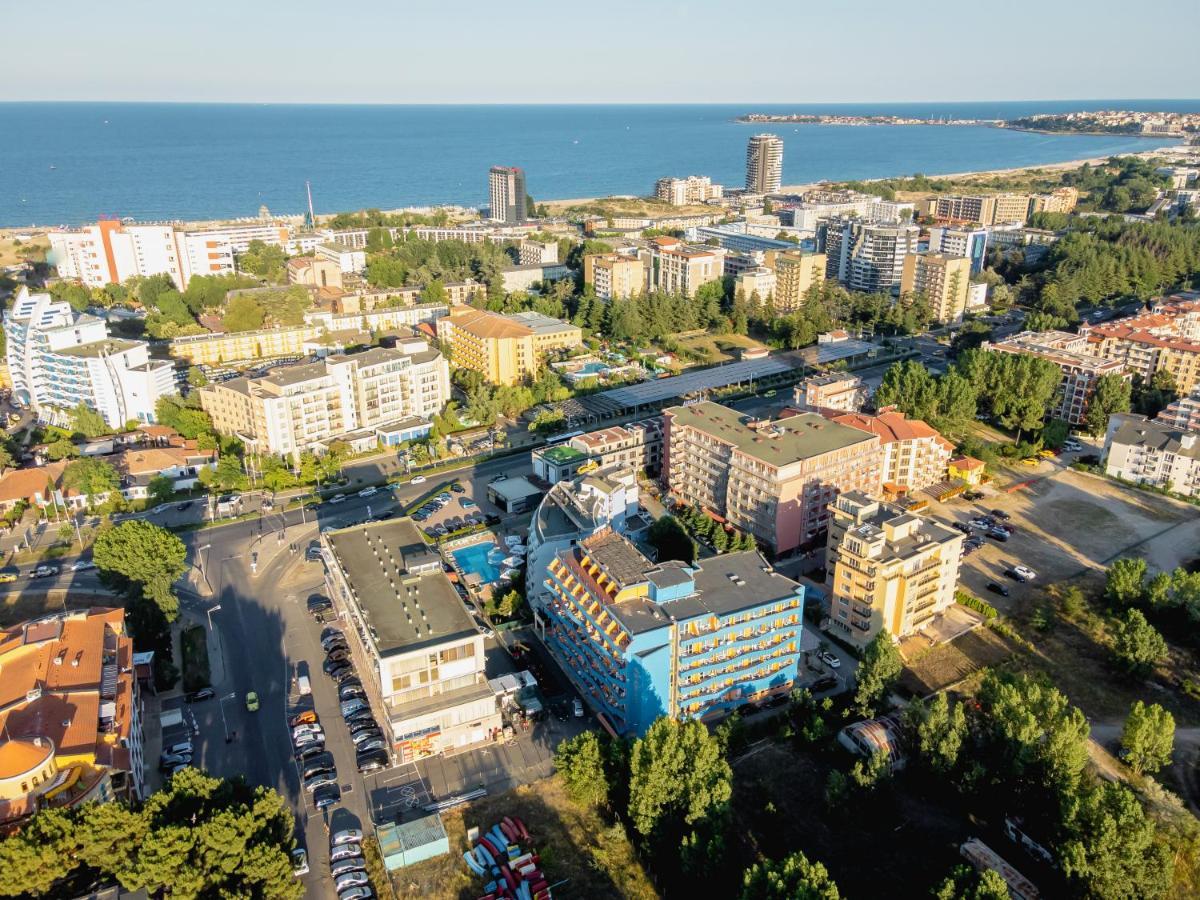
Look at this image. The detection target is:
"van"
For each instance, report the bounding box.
[297,674,311,696]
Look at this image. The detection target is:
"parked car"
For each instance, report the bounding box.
[335,872,370,892]
[328,665,353,681]
[356,738,387,753]
[572,698,584,717]
[348,718,378,735]
[296,743,327,761]
[344,709,374,725]
[988,528,1009,542]
[357,750,388,774]
[165,741,193,757]
[312,785,341,810]
[338,888,373,900]
[817,650,841,669]
[323,656,349,675]
[185,688,215,703]
[339,686,366,702]
[1012,564,1037,581]
[303,772,338,793]
[0,566,19,583]
[340,698,368,717]
[32,565,60,578]
[293,731,323,748]
[1005,568,1028,583]
[159,753,190,770]
[293,723,324,739]
[331,829,364,848]
[301,755,336,780]
[951,522,971,534]
[990,509,1011,520]
[351,729,383,747]
[811,675,839,693]
[987,581,1010,597]
[291,848,309,876]
[290,710,318,727]
[330,843,363,863]
[326,648,351,663]
[410,476,426,485]
[331,860,367,879]
[70,559,96,571]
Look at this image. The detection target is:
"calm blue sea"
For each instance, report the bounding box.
[1,100,1197,227]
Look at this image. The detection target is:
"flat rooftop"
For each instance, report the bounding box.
[55,339,142,359]
[665,400,877,467]
[325,518,475,656]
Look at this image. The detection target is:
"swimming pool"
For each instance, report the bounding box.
[451,542,501,584]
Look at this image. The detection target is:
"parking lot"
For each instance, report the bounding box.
[947,464,1200,612]
[408,479,504,541]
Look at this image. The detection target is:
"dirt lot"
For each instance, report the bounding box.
[944,463,1200,615]
[899,626,1019,697]
[0,233,47,267]
[675,332,768,366]
[394,776,657,900]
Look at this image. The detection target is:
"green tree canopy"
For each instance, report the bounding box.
[1111,608,1167,677]
[69,402,110,439]
[63,458,120,500]
[933,864,1012,900]
[853,632,902,717]
[147,475,176,505]
[739,850,841,900]
[554,731,610,809]
[905,692,967,774]
[1104,557,1148,607]
[1060,782,1173,899]
[1084,373,1132,435]
[1121,700,1175,776]
[93,520,188,622]
[647,515,696,564]
[628,717,732,839]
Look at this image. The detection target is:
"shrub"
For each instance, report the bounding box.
[955,590,997,619]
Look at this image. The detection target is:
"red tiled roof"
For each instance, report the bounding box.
[830,411,954,451]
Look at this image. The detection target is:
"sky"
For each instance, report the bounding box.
[2,0,1197,104]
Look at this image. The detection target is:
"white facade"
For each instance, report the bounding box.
[746,134,783,194]
[316,242,367,274]
[4,287,174,429]
[1104,413,1200,498]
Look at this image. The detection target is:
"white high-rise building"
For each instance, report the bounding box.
[488,166,527,224]
[4,287,175,429]
[820,219,921,294]
[745,134,783,194]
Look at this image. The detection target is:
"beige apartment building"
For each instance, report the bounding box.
[983,330,1129,426]
[1028,187,1080,215]
[766,250,827,311]
[662,401,882,553]
[199,343,448,457]
[792,373,864,413]
[1104,413,1200,498]
[654,176,723,206]
[169,326,322,366]
[640,237,725,297]
[583,253,645,300]
[826,492,965,646]
[934,194,1030,225]
[436,306,581,386]
[1079,295,1200,394]
[900,252,972,324]
[829,410,954,494]
[734,267,776,302]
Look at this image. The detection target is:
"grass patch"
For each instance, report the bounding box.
[395,776,657,900]
[180,625,211,693]
[898,626,1017,696]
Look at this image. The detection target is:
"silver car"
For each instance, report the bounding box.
[335,871,370,892]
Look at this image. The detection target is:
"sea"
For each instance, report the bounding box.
[1,100,1197,228]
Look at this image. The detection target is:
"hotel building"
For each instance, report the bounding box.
[662,401,883,553]
[983,330,1131,426]
[900,252,972,324]
[792,373,865,414]
[1078,294,1200,394]
[583,253,646,301]
[828,410,954,494]
[640,237,725,297]
[4,287,175,430]
[542,529,805,735]
[321,518,502,762]
[436,306,581,387]
[745,134,784,194]
[488,166,527,224]
[531,420,664,483]
[0,608,145,829]
[654,176,724,206]
[766,250,827,311]
[199,342,448,458]
[1103,413,1200,498]
[825,492,965,646]
[819,220,920,294]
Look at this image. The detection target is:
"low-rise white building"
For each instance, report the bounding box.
[316,241,367,274]
[1104,413,1200,497]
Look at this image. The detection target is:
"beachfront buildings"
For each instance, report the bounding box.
[932,194,1030,226]
[766,250,827,311]
[927,226,989,274]
[825,492,965,647]
[1103,413,1200,498]
[488,166,527,224]
[199,342,448,458]
[0,608,145,830]
[583,253,645,301]
[321,518,502,762]
[526,464,647,617]
[745,134,784,194]
[827,410,954,494]
[532,420,664,483]
[900,252,972,324]
[4,287,175,430]
[982,330,1130,426]
[793,373,865,414]
[662,401,883,553]
[1028,187,1080,215]
[1078,294,1200,394]
[654,176,723,206]
[542,529,805,735]
[819,220,920,294]
[640,237,725,297]
[435,306,581,387]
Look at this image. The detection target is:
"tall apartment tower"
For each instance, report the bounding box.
[745,134,783,194]
[488,165,528,224]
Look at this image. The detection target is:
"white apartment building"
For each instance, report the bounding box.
[654,176,724,206]
[315,242,367,274]
[746,134,783,194]
[1104,413,1200,498]
[518,239,559,266]
[820,219,920,294]
[4,287,175,429]
[640,237,725,296]
[199,342,449,458]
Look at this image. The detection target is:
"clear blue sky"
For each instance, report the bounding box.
[3,0,1197,103]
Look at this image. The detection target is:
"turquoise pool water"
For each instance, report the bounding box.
[452,542,500,584]
[576,362,607,376]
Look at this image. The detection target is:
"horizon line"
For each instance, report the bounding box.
[1,96,1199,107]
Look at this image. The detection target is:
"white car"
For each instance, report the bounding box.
[328,493,347,504]
[358,486,378,498]
[1012,565,1037,581]
[817,650,841,669]
[410,475,427,485]
[331,828,364,847]
[70,560,96,571]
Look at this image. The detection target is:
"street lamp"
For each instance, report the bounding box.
[206,604,221,631]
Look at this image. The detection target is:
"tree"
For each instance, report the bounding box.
[63,457,119,495]
[934,865,1012,900]
[628,717,732,839]
[739,850,840,900]
[44,436,80,461]
[853,632,902,717]
[647,515,695,564]
[186,366,209,389]
[554,731,609,809]
[1060,782,1173,899]
[1111,608,1167,676]
[69,402,110,438]
[259,455,297,494]
[199,454,249,493]
[93,520,188,622]
[906,692,967,773]
[1121,700,1175,776]
[1104,557,1147,607]
[1084,373,1132,435]
[222,295,266,332]
[147,475,176,505]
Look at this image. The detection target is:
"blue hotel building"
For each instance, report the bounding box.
[542,529,805,736]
